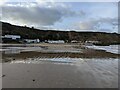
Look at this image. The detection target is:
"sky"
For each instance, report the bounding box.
[0,0,119,33]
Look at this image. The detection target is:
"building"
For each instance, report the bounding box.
[2,35,21,43]
[85,41,99,46]
[2,35,21,40]
[71,40,81,43]
[24,39,40,43]
[47,40,65,44]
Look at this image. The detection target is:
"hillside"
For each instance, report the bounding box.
[1,21,120,45]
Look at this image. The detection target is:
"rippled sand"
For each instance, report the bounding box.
[2,58,118,88]
[1,43,119,88]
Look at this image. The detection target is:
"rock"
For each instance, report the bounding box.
[32,79,35,82]
[13,58,15,60]
[2,75,6,77]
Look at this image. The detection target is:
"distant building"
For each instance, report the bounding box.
[24,39,40,43]
[71,40,81,43]
[2,35,21,43]
[2,35,21,40]
[47,40,65,43]
[85,41,99,46]
[85,41,99,43]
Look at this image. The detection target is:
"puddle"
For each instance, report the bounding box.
[3,57,118,88]
[10,57,118,65]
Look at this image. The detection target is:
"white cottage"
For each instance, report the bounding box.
[3,35,21,40]
[47,40,65,43]
[24,39,40,43]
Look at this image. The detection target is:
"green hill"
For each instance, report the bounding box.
[1,21,120,45]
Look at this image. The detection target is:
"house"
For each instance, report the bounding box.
[2,35,21,40]
[71,40,81,43]
[2,35,21,43]
[85,41,99,46]
[47,40,65,44]
[24,39,40,43]
[85,41,99,44]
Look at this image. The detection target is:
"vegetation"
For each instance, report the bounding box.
[1,21,120,45]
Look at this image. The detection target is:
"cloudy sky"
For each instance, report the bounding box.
[0,0,118,33]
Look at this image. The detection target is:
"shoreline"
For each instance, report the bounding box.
[1,43,119,63]
[1,43,118,88]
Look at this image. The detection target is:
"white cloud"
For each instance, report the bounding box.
[75,17,117,31]
[1,2,85,27]
[0,1,117,33]
[0,0,6,6]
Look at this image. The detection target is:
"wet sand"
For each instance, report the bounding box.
[2,58,118,88]
[2,50,119,63]
[1,43,120,62]
[1,43,119,88]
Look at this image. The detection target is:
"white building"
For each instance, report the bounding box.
[3,35,21,40]
[47,40,65,43]
[71,40,79,43]
[85,41,99,44]
[85,41,99,46]
[24,39,40,43]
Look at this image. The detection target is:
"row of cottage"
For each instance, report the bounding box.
[1,35,99,45]
[1,35,65,43]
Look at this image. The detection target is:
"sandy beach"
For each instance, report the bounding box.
[1,43,119,88]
